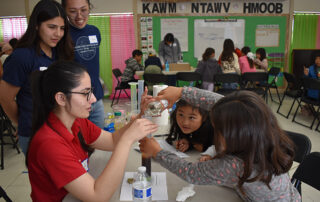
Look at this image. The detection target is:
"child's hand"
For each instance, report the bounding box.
[193,143,204,152]
[176,138,189,152]
[139,137,162,158]
[156,86,183,108]
[199,155,213,162]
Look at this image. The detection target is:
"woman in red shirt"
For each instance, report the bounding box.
[27,61,158,201]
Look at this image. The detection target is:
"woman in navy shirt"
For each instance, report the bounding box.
[0,0,74,155]
[62,0,105,129]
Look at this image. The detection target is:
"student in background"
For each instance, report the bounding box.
[0,0,73,155]
[195,47,222,91]
[239,46,256,74]
[219,39,240,89]
[144,49,162,70]
[234,47,242,58]
[139,86,300,202]
[0,38,18,77]
[120,49,144,86]
[219,39,240,75]
[304,53,320,100]
[158,33,182,65]
[27,60,158,201]
[165,99,214,153]
[62,0,105,129]
[0,38,18,63]
[254,48,268,71]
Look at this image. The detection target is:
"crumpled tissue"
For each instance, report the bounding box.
[176,184,195,202]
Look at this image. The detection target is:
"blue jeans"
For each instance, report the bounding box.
[88,99,105,129]
[19,135,30,156]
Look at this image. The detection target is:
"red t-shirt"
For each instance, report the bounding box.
[28,112,101,202]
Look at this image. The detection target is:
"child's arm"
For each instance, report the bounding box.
[154,149,240,187]
[156,86,223,111]
[181,87,224,111]
[139,138,239,186]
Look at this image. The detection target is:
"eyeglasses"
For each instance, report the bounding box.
[67,87,94,101]
[67,8,89,19]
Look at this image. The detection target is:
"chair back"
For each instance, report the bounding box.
[112,68,122,84]
[292,152,320,193]
[242,72,268,83]
[268,67,280,76]
[283,72,300,90]
[302,77,320,91]
[176,72,201,87]
[143,73,167,84]
[284,130,311,163]
[214,73,241,84]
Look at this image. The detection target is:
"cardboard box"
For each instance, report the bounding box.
[169,63,191,71]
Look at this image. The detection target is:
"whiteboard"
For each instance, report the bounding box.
[161,18,188,52]
[255,25,280,47]
[194,19,245,60]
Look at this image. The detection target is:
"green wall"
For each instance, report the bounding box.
[151,16,287,68]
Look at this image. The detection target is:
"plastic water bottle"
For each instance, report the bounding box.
[104,113,115,133]
[165,60,169,72]
[132,166,152,202]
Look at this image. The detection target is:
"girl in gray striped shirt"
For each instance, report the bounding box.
[140,87,301,202]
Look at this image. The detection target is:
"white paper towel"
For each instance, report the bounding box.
[152,85,169,126]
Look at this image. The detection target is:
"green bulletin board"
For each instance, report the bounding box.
[150,16,287,69]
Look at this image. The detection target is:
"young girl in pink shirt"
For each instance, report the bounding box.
[239,46,256,74]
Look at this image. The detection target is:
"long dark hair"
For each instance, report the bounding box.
[221,39,235,62]
[202,48,215,61]
[16,0,74,60]
[210,90,294,194]
[166,99,208,144]
[241,46,254,69]
[26,61,92,167]
[256,48,267,61]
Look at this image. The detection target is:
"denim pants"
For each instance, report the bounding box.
[88,99,105,129]
[19,135,30,156]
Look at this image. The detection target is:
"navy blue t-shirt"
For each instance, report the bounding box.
[69,24,103,100]
[2,47,56,137]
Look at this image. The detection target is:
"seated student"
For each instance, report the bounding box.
[120,49,144,86]
[239,46,256,74]
[219,39,240,75]
[27,61,158,201]
[234,47,242,58]
[301,53,320,116]
[219,39,240,89]
[144,49,162,70]
[139,86,300,202]
[195,47,222,91]
[166,99,214,153]
[254,48,268,71]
